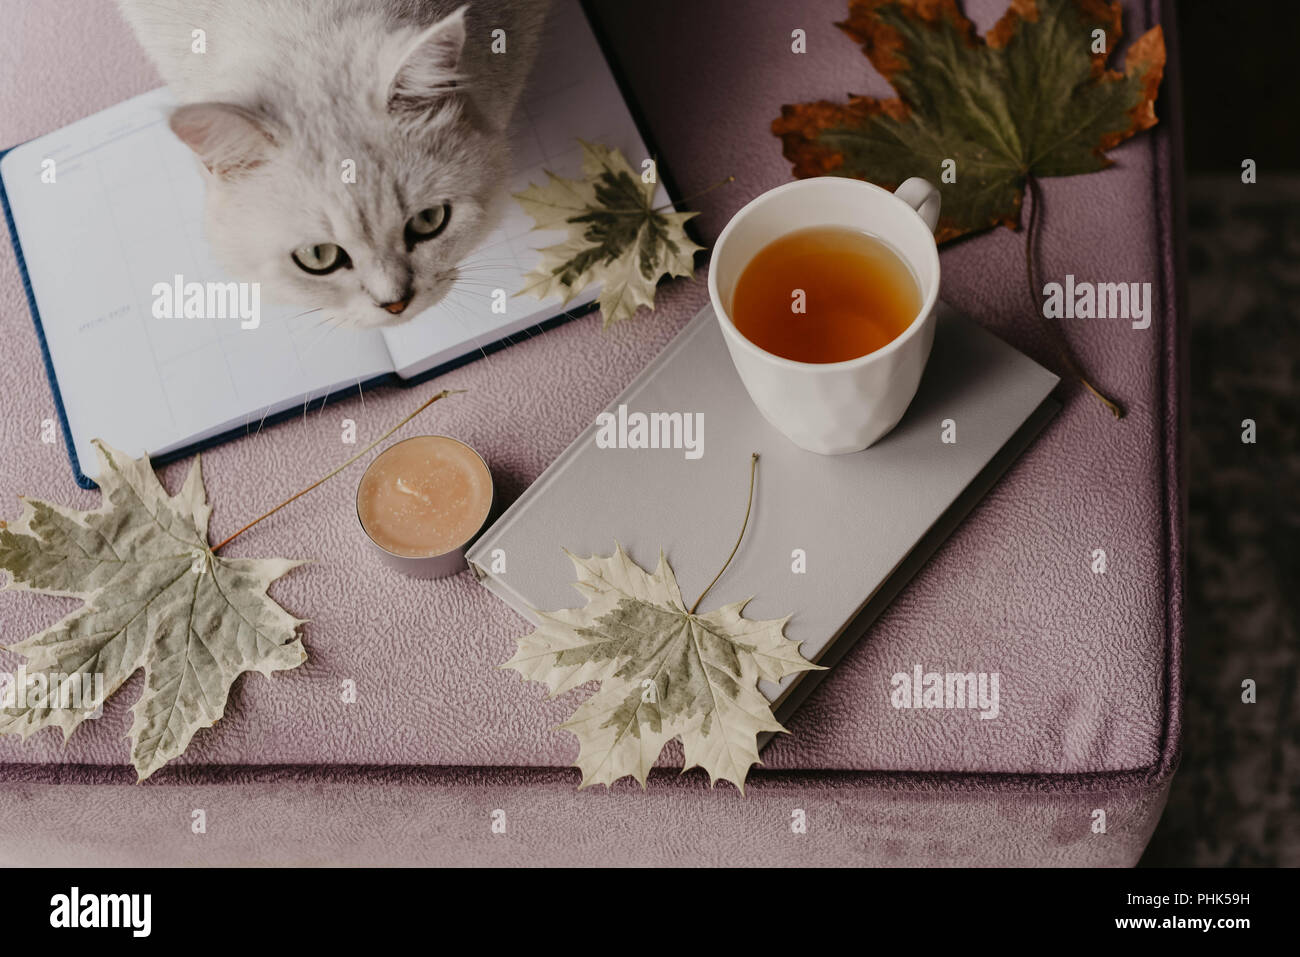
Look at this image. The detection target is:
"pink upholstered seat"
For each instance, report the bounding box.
[0,0,1181,865]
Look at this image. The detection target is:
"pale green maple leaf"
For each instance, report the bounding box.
[0,441,307,780]
[513,140,703,326]
[502,543,821,793]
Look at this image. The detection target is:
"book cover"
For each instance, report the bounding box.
[468,302,1060,717]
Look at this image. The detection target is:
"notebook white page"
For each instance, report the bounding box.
[1,91,395,478]
[1,0,665,480]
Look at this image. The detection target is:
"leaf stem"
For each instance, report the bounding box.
[651,174,736,213]
[211,389,464,553]
[595,175,736,216]
[1025,174,1124,418]
[689,452,759,615]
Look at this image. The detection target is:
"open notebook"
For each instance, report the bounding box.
[0,0,667,487]
[467,303,1061,732]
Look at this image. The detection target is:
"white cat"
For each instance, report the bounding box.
[116,0,549,328]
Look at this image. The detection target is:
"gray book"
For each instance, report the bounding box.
[468,303,1060,729]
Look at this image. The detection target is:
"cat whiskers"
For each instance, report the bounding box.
[448,276,541,354]
[299,312,346,362]
[285,305,325,323]
[456,260,515,266]
[243,306,326,436]
[296,312,349,420]
[436,283,499,365]
[449,256,516,276]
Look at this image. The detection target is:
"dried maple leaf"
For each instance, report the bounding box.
[514,140,703,325]
[773,0,1166,243]
[0,441,307,780]
[503,544,821,792]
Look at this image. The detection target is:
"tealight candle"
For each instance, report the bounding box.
[356,435,494,578]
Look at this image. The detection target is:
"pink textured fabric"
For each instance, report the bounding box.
[0,768,1172,867]
[0,0,1182,865]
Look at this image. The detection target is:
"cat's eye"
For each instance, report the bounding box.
[291,243,350,275]
[404,204,451,248]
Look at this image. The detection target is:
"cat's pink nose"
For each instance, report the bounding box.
[381,297,411,315]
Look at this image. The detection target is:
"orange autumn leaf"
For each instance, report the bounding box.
[773,0,1166,244]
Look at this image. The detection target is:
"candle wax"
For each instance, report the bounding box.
[358,436,492,558]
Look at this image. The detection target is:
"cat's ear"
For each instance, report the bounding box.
[170,103,278,178]
[385,5,468,115]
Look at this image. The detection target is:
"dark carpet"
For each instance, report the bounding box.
[1140,174,1300,866]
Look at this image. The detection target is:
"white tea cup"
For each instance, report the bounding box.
[708,176,941,454]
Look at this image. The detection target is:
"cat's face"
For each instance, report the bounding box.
[170,6,505,329]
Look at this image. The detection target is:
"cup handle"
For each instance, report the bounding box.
[894,177,941,234]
